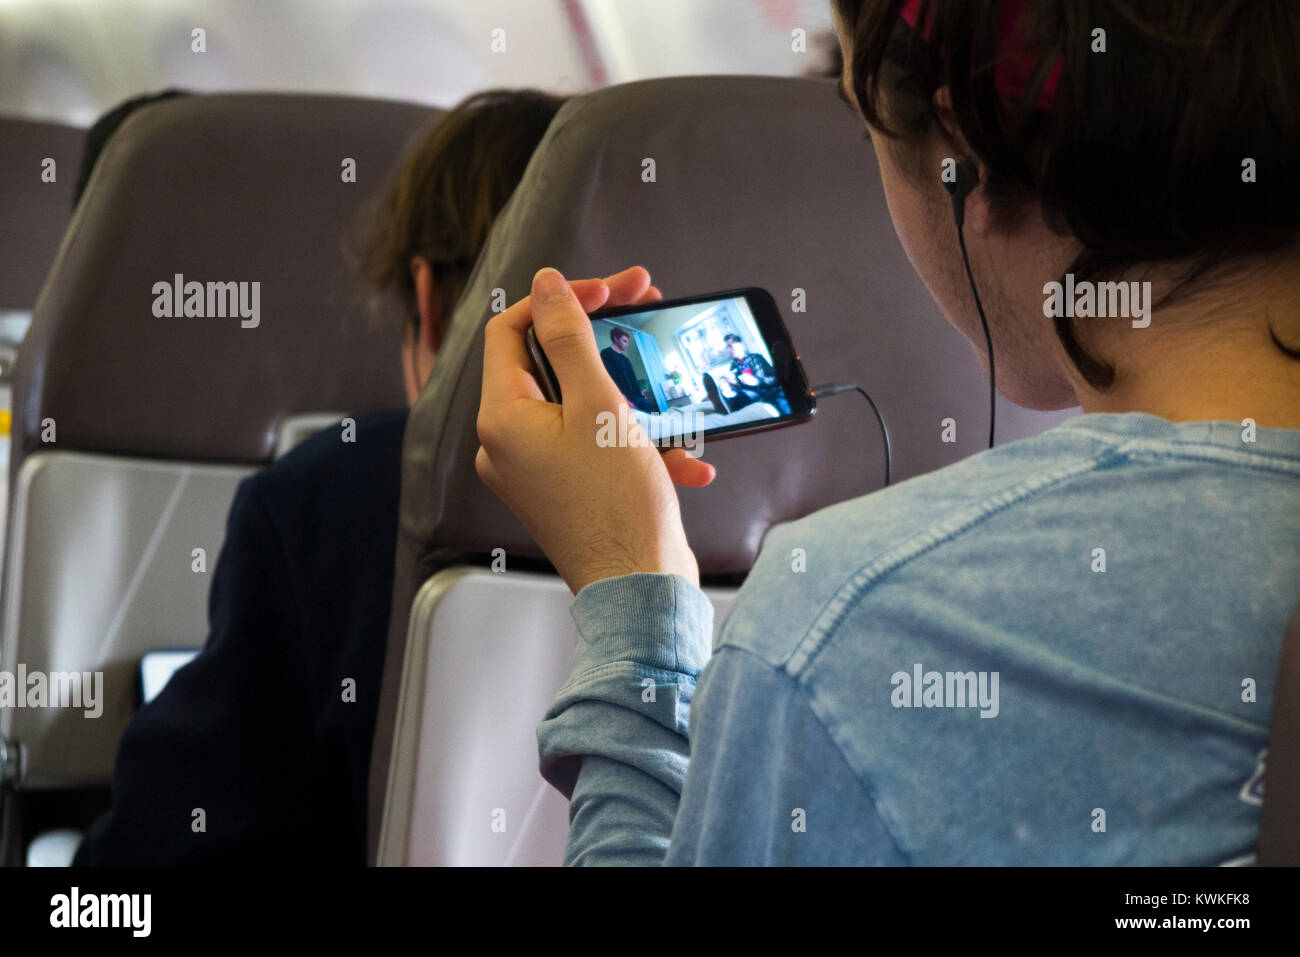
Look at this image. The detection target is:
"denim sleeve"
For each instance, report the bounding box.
[537,572,905,865]
[668,645,907,865]
[537,573,713,865]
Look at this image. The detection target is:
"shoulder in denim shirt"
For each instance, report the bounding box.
[539,413,1300,865]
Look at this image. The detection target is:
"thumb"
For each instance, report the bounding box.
[531,268,619,406]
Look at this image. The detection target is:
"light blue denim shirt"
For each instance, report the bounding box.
[537,413,1300,865]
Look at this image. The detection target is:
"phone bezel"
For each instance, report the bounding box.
[524,287,816,445]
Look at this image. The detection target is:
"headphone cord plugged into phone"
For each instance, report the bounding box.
[946,159,997,450]
[811,382,892,489]
[813,163,991,497]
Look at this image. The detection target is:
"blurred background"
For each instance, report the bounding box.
[1,0,837,124]
[0,0,840,502]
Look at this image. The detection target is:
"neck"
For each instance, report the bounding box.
[1070,257,1300,430]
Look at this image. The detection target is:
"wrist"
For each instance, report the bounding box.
[564,543,697,595]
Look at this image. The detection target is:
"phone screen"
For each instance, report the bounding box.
[530,288,814,449]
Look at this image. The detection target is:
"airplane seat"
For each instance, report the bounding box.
[0,117,83,314]
[1258,599,1300,865]
[1,92,437,865]
[377,568,736,865]
[369,75,1076,866]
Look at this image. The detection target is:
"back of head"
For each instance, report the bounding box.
[834,0,1300,386]
[357,88,569,330]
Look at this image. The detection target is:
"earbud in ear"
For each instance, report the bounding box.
[944,159,979,229]
[944,157,997,450]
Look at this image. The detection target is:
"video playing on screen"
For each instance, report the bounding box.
[593,295,792,447]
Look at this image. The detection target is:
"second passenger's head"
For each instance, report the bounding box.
[359,88,568,404]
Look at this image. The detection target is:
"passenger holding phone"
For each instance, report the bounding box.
[476,0,1300,865]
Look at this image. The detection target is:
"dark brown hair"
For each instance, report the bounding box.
[834,0,1300,386]
[357,88,567,333]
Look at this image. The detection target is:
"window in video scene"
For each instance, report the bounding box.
[594,295,792,441]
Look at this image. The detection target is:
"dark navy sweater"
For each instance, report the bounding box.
[76,410,407,865]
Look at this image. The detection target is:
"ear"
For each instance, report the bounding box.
[959,164,994,237]
[410,255,444,357]
[932,86,994,237]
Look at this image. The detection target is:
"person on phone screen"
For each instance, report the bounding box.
[719,333,790,415]
[601,326,656,412]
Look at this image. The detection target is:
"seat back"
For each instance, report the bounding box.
[376,567,735,866]
[0,116,83,312]
[2,93,436,792]
[1258,599,1300,865]
[2,452,250,786]
[370,75,1075,861]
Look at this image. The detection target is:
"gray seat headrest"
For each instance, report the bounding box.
[13,92,437,475]
[0,117,83,311]
[395,75,1069,578]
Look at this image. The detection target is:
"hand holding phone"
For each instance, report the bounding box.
[477,266,711,595]
[525,287,815,451]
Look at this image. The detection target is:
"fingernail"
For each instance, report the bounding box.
[533,267,569,303]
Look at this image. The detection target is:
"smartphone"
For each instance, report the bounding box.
[525,287,815,448]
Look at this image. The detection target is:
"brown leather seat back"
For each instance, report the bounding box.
[13,92,436,472]
[2,93,436,794]
[1258,599,1300,865]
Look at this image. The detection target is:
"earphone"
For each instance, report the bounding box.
[945,159,997,450]
[944,159,978,226]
